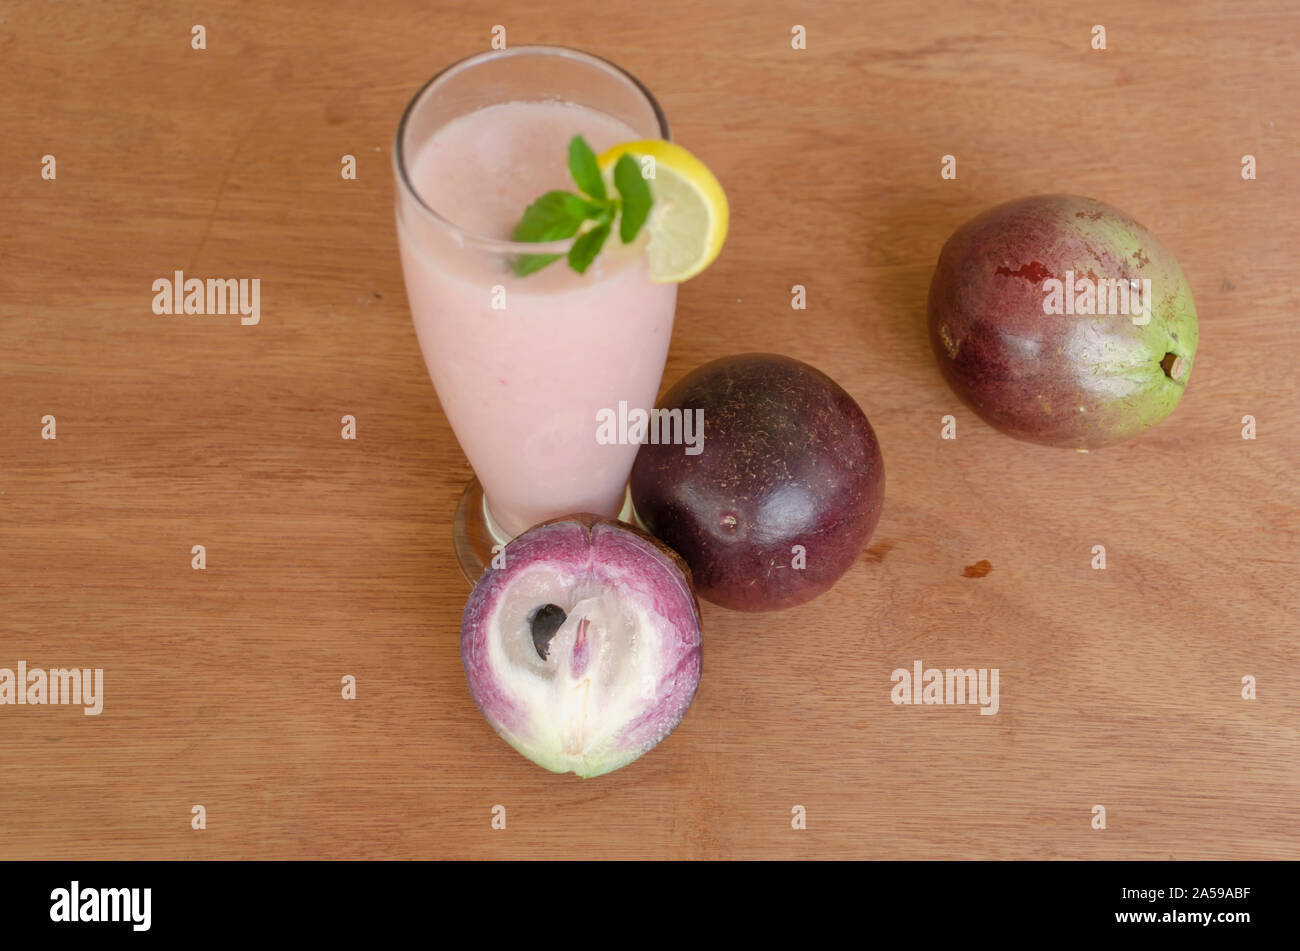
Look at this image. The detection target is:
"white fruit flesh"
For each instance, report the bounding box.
[486,568,669,775]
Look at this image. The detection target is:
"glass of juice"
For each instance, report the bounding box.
[393,47,675,581]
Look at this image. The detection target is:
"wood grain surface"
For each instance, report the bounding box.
[2,0,1297,860]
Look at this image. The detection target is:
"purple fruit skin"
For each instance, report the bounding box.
[630,354,885,612]
[460,515,702,777]
[927,195,1198,448]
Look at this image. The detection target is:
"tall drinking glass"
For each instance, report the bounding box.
[393,47,676,581]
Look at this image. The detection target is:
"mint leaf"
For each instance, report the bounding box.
[512,252,564,277]
[613,154,652,244]
[512,191,600,243]
[568,136,606,202]
[508,139,636,277]
[567,221,611,274]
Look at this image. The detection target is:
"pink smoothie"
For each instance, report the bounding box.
[397,101,676,539]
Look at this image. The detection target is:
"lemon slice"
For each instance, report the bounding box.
[597,140,728,284]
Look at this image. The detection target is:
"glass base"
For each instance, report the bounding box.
[451,478,642,585]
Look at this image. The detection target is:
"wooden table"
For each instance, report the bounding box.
[2,0,1296,859]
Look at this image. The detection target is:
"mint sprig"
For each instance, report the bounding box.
[510,136,653,276]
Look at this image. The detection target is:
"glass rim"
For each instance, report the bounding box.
[392,45,671,256]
